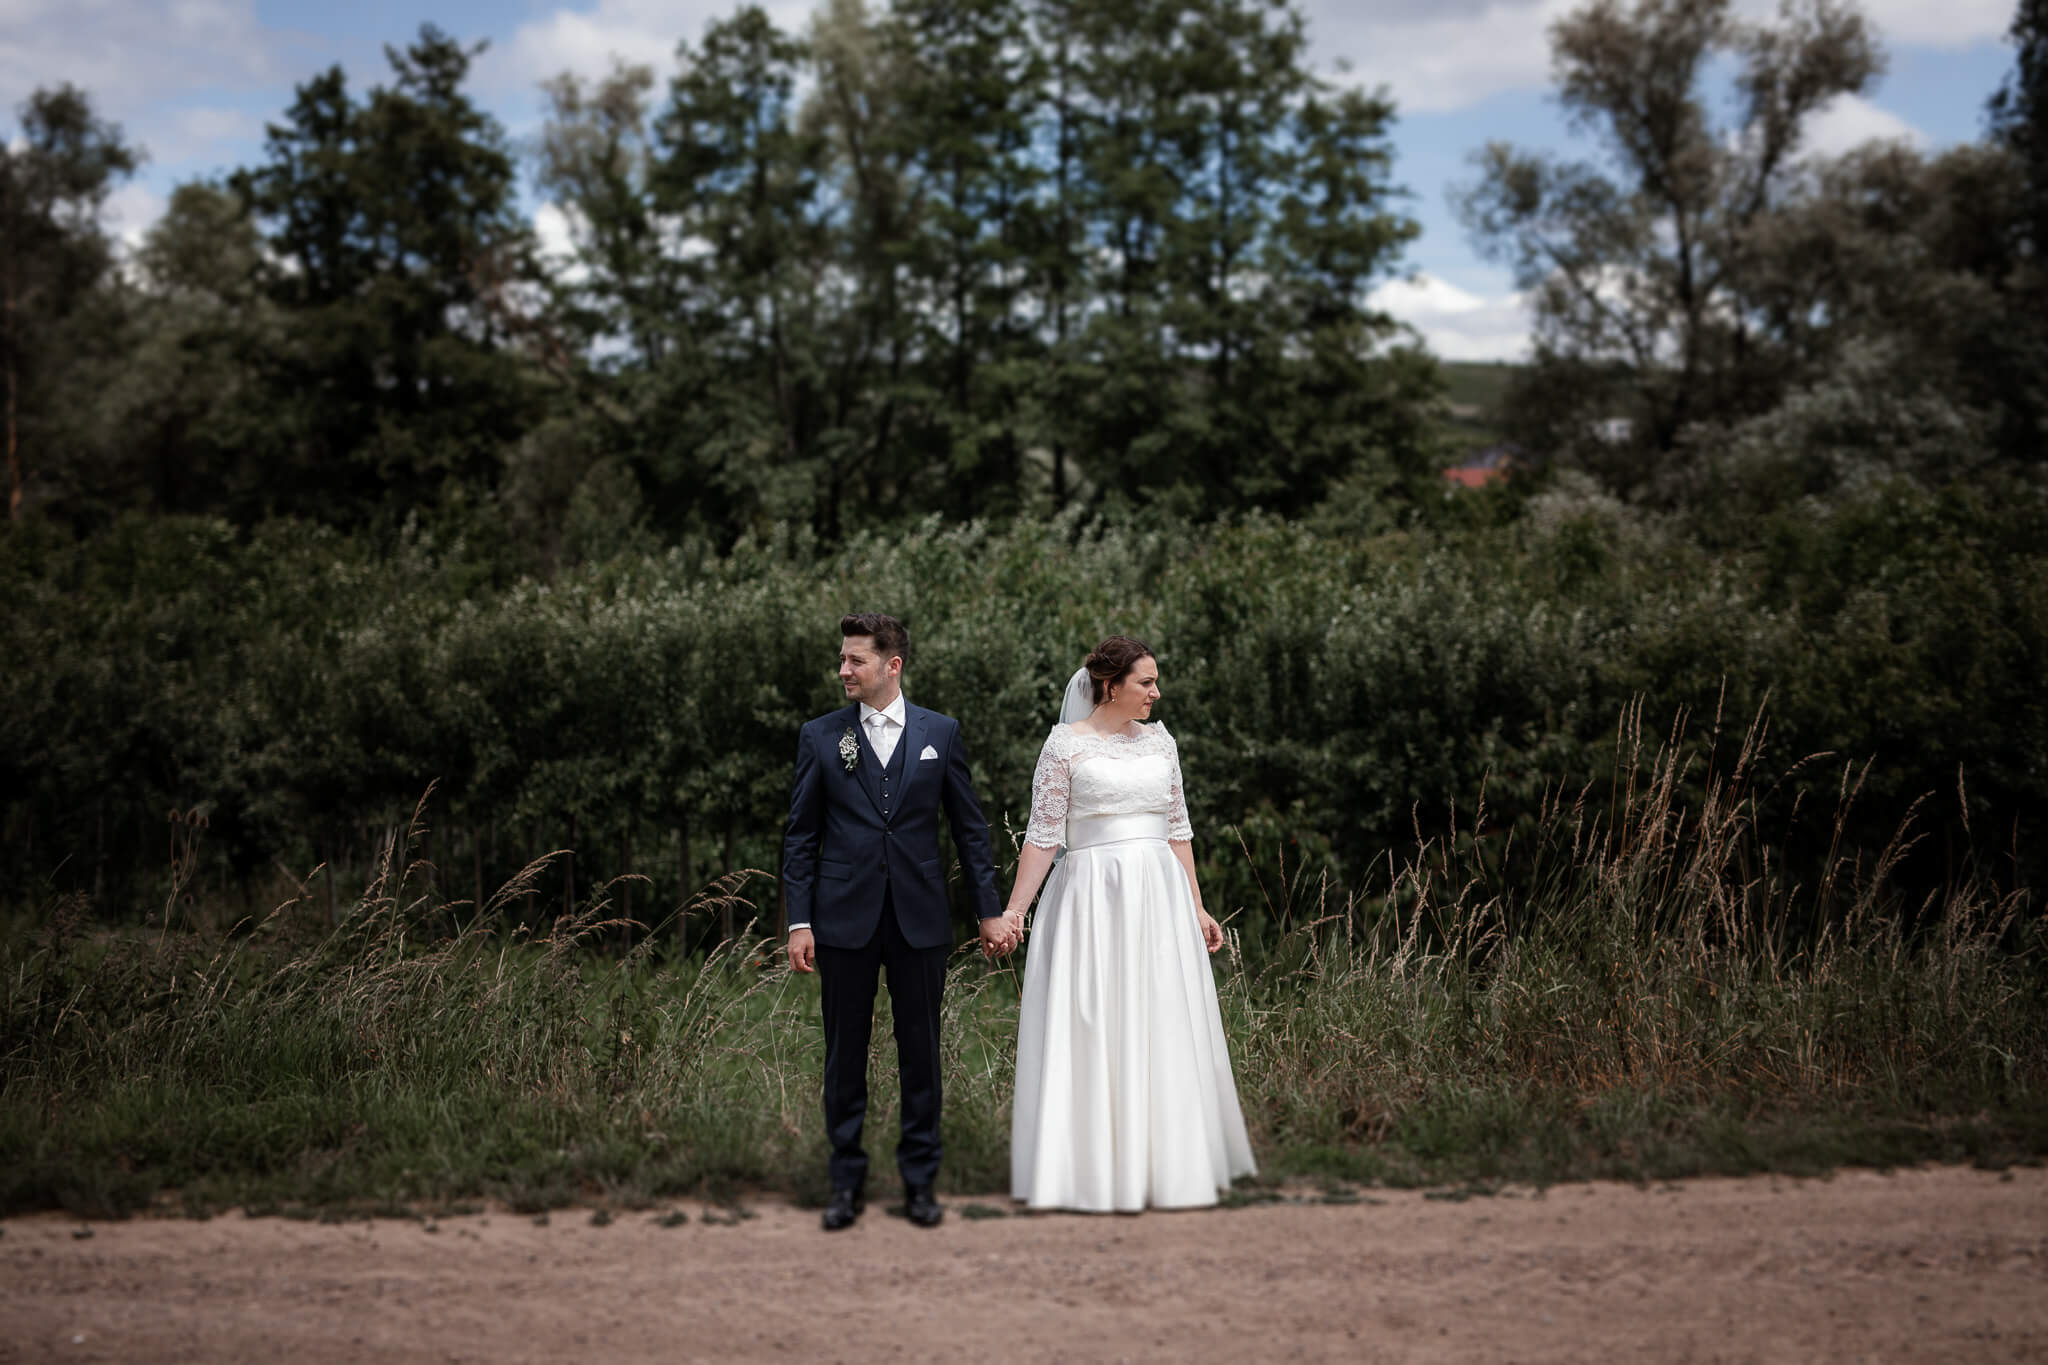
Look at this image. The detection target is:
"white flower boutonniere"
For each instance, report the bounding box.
[838,727,860,773]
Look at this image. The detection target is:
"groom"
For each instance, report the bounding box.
[782,613,1011,1231]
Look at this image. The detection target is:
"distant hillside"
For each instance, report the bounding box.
[1437,360,1524,455]
[1441,361,1521,414]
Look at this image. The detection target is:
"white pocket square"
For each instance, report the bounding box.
[919,744,939,761]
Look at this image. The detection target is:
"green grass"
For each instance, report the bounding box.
[3,722,2044,1219]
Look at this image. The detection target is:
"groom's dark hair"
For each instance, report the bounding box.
[841,612,909,665]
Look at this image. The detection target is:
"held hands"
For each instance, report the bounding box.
[980,909,1026,959]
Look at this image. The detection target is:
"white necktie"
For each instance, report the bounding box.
[868,712,896,767]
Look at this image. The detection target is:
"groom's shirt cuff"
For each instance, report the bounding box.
[787,922,810,932]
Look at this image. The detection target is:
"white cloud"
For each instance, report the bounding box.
[0,0,274,121]
[482,0,815,98]
[1854,0,2011,47]
[1302,0,2013,118]
[534,200,581,261]
[1304,0,1568,114]
[1370,272,1532,362]
[1800,93,1927,160]
[0,0,278,188]
[532,200,595,288]
[102,180,165,251]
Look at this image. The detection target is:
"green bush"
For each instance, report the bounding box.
[4,482,2044,933]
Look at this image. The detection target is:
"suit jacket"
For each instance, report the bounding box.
[781,701,1002,950]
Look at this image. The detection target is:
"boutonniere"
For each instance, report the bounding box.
[838,726,860,773]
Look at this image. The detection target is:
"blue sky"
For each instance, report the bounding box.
[2,0,2020,359]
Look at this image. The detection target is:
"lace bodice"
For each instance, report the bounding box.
[1025,721,1193,849]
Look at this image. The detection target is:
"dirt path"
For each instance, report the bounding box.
[4,1166,2044,1363]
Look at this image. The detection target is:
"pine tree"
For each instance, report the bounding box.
[0,86,139,522]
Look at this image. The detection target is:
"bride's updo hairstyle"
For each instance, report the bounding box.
[1085,635,1155,705]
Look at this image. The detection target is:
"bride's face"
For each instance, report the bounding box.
[1105,655,1161,724]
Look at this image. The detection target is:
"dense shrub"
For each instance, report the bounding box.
[4,481,2043,935]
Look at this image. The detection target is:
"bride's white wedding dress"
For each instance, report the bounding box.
[1011,720,1257,1211]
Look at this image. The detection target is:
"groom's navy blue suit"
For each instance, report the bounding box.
[782,701,1001,1191]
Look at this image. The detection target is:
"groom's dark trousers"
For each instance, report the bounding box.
[782,702,1001,1192]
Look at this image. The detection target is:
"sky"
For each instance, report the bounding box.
[0,0,2022,360]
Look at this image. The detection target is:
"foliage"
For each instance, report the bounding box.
[0,85,141,522]
[223,27,545,527]
[4,482,2043,928]
[1989,0,2048,258]
[1459,0,2046,495]
[4,1,1430,545]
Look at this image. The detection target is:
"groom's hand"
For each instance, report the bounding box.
[787,927,817,973]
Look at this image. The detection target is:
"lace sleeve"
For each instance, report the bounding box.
[1163,725,1194,842]
[1025,727,1073,849]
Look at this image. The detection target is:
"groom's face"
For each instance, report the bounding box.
[838,635,902,706]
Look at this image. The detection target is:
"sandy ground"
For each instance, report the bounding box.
[2,1166,2044,1363]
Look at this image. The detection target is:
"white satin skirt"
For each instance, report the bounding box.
[1010,813,1258,1211]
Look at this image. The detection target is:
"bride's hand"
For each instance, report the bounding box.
[1196,908,1223,954]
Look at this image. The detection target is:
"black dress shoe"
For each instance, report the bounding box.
[905,1183,943,1228]
[821,1186,864,1231]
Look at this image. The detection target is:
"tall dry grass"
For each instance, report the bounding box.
[2,711,2041,1216]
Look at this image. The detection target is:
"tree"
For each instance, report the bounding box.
[1989,0,2047,262]
[535,62,675,367]
[525,0,1428,541]
[654,5,832,535]
[883,0,1045,517]
[1458,0,1882,487]
[1985,0,2048,461]
[92,182,277,518]
[1069,0,1423,516]
[0,86,139,522]
[232,27,542,524]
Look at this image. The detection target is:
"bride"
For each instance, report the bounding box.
[997,635,1257,1211]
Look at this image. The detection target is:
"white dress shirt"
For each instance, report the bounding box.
[860,693,907,768]
[789,693,907,935]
